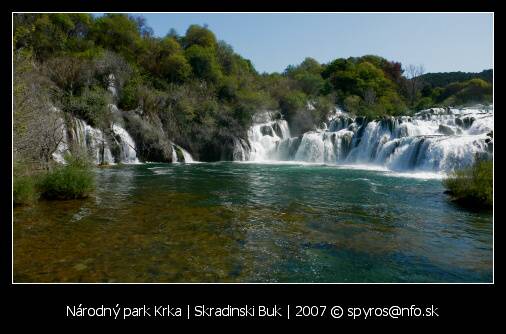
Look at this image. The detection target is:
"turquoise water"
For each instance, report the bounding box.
[13,162,493,282]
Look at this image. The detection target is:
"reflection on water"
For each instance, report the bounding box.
[13,162,492,282]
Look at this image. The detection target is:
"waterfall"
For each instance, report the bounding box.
[236,111,291,161]
[172,148,178,163]
[171,143,195,163]
[239,106,493,173]
[107,74,117,98]
[112,123,140,164]
[51,114,141,165]
[232,137,250,161]
[65,117,115,165]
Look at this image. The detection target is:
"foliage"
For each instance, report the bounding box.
[419,78,492,108]
[185,45,222,83]
[320,57,408,117]
[418,69,492,88]
[183,25,217,49]
[90,14,142,61]
[14,51,65,168]
[39,154,95,200]
[13,174,39,206]
[443,159,493,209]
[61,85,112,127]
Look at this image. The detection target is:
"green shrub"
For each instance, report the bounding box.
[39,155,95,200]
[13,175,39,206]
[62,85,111,127]
[443,159,493,209]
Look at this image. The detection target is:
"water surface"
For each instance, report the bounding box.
[13,162,493,282]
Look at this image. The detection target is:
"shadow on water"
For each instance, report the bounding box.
[13,162,492,282]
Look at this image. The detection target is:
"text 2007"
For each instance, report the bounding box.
[294,306,327,317]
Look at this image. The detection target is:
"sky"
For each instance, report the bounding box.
[128,13,493,74]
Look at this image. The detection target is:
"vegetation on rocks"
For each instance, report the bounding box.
[443,159,493,210]
[38,154,95,200]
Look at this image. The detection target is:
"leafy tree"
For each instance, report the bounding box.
[161,54,192,83]
[183,25,218,49]
[90,14,142,61]
[185,45,222,83]
[343,95,361,114]
[14,14,95,60]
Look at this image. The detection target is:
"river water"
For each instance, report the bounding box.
[13,162,492,282]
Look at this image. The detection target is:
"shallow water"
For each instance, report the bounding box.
[13,162,493,283]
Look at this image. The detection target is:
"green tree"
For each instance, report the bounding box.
[160,54,192,83]
[183,25,218,49]
[90,14,142,61]
[184,45,222,83]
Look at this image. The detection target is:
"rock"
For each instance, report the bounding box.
[271,122,283,138]
[260,125,274,136]
[462,116,475,129]
[438,124,455,136]
[123,112,173,162]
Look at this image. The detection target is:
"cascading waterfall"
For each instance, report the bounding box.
[236,107,493,173]
[50,75,144,165]
[52,116,115,165]
[171,143,194,163]
[242,111,291,161]
[51,114,140,165]
[112,123,140,164]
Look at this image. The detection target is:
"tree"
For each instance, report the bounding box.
[90,14,142,61]
[14,52,66,169]
[93,50,132,94]
[43,56,92,95]
[183,25,217,49]
[184,45,222,83]
[343,95,361,114]
[404,64,425,107]
[13,13,95,60]
[160,54,192,83]
[285,58,325,96]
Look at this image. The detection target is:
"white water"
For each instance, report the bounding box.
[51,115,140,165]
[171,143,195,163]
[107,74,117,98]
[236,107,493,175]
[243,111,291,161]
[112,123,140,164]
[52,117,115,165]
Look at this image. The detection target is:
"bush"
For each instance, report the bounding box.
[343,95,361,114]
[13,175,39,206]
[39,155,95,200]
[62,85,111,127]
[443,159,493,209]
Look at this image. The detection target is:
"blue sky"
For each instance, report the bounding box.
[125,13,493,74]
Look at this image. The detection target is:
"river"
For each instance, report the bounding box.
[13,162,492,282]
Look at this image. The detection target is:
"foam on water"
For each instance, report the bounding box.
[236,106,493,174]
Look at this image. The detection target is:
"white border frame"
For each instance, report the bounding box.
[11,11,494,285]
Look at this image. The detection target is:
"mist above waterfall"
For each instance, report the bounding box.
[236,106,493,174]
